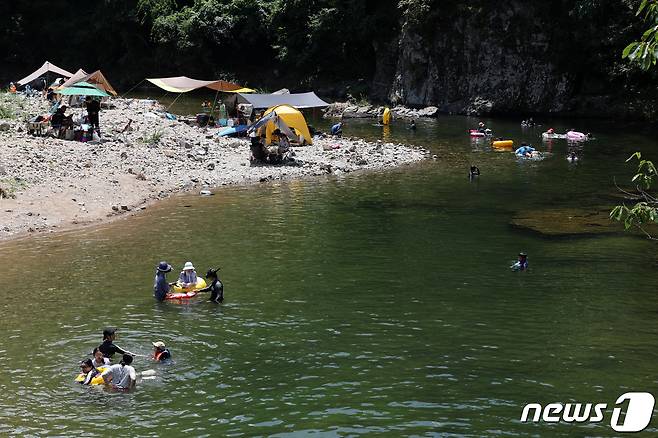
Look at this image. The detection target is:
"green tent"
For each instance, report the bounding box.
[56,81,109,97]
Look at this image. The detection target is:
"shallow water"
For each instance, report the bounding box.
[1,113,658,436]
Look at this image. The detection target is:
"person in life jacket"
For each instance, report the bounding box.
[152,341,171,361]
[511,252,528,271]
[197,268,224,303]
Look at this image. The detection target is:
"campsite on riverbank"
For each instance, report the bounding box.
[0,92,426,241]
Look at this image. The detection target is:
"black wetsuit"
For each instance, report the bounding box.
[199,278,224,303]
[98,340,127,358]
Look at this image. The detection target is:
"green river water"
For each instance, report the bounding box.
[1,100,658,436]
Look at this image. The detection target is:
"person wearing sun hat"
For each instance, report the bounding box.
[153,261,173,301]
[152,341,171,362]
[177,261,198,288]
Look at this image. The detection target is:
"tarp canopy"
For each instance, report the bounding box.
[253,104,313,145]
[234,92,328,109]
[56,81,110,97]
[146,76,247,93]
[17,61,75,86]
[60,69,117,96]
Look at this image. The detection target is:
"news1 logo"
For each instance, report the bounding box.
[520,392,655,432]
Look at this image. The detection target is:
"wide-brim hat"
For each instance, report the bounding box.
[519,252,527,257]
[152,341,166,349]
[157,261,172,272]
[183,262,195,271]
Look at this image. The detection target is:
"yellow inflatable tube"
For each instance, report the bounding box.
[172,277,207,293]
[492,140,514,150]
[75,366,107,385]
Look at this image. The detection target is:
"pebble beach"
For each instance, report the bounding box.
[0,95,427,241]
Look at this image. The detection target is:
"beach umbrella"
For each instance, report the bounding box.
[56,81,109,97]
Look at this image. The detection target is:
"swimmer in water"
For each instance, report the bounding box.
[78,358,100,385]
[469,165,481,180]
[511,252,528,271]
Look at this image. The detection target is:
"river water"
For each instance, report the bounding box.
[1,106,658,436]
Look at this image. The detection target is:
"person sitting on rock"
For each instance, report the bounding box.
[331,121,343,136]
[177,261,198,288]
[249,131,267,163]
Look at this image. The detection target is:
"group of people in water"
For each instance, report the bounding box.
[77,328,172,391]
[77,260,223,390]
[472,120,591,162]
[154,261,224,302]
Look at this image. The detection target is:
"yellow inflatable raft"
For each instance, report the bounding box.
[172,277,207,293]
[492,140,514,150]
[75,366,107,385]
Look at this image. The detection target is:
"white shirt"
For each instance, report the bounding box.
[91,357,110,369]
[102,364,136,389]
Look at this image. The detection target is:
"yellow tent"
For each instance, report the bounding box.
[261,104,313,145]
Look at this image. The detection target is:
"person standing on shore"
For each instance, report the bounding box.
[85,97,101,134]
[154,261,173,301]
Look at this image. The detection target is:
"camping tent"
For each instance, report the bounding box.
[17,61,75,86]
[146,76,253,93]
[252,104,313,145]
[59,69,117,96]
[233,92,328,110]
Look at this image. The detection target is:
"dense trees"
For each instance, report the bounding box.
[1,0,654,104]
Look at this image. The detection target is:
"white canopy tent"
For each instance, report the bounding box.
[17,61,75,86]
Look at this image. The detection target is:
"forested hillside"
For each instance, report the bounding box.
[2,0,655,117]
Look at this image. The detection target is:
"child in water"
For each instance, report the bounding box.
[511,253,528,271]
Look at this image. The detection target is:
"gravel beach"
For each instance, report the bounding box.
[0,95,427,241]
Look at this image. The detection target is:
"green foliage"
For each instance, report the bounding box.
[141,128,164,145]
[622,0,658,70]
[0,177,28,198]
[0,93,24,119]
[610,152,658,238]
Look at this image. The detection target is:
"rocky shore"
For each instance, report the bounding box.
[324,102,440,120]
[0,94,427,241]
